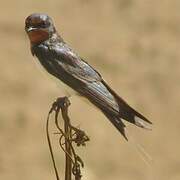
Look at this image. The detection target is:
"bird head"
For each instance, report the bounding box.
[25,13,56,44]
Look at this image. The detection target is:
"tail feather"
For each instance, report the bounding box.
[116,96,152,129]
[103,111,128,140]
[102,80,152,129]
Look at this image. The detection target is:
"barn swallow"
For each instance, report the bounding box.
[25,13,152,140]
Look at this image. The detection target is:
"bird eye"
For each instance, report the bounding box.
[40,21,45,26]
[36,20,50,28]
[25,16,51,29]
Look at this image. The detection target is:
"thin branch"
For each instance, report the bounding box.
[46,97,90,180]
[60,97,72,180]
[46,112,60,180]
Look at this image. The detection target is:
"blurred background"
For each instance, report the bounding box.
[0,0,180,180]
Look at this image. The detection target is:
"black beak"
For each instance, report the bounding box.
[26,27,38,32]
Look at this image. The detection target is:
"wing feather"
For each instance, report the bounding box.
[51,45,119,113]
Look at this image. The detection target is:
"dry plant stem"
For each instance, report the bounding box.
[61,99,72,180]
[53,97,72,180]
[47,97,89,180]
[46,113,60,180]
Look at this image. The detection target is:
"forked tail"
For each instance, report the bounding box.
[102,80,152,140]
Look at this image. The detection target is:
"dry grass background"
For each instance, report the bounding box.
[0,0,180,180]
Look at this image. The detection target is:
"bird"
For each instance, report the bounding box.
[25,13,152,140]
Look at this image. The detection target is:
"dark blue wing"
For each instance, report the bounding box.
[51,44,101,82]
[51,44,119,113]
